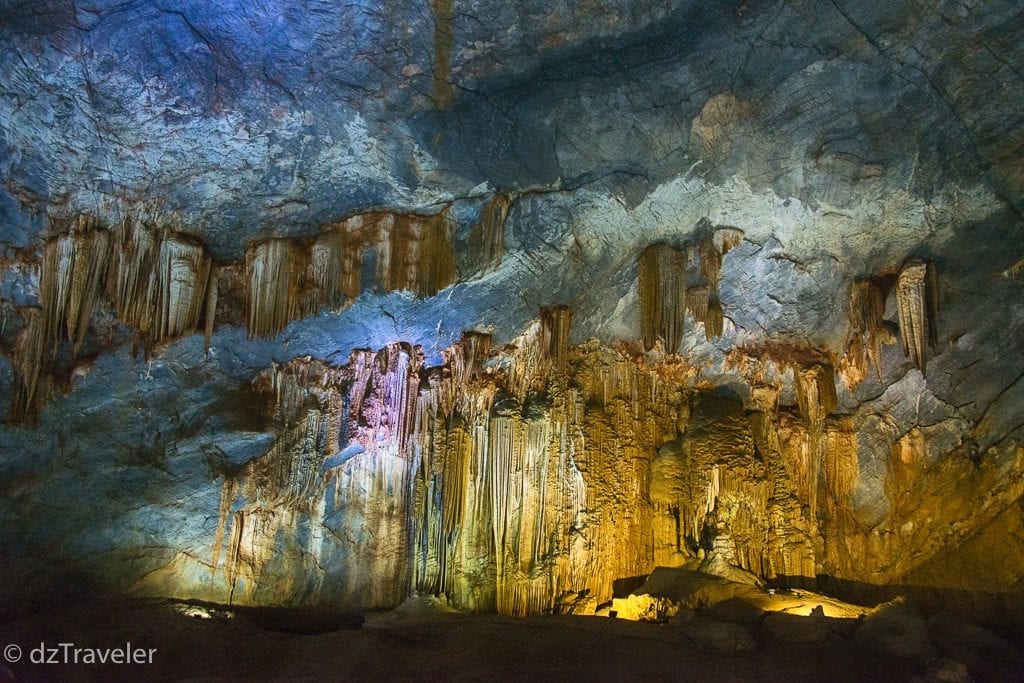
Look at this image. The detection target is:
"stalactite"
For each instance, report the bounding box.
[468,193,511,273]
[641,231,735,348]
[794,364,838,426]
[244,209,457,338]
[414,209,456,297]
[841,278,890,386]
[12,214,220,420]
[108,218,214,349]
[245,239,302,339]
[40,215,113,356]
[152,235,212,342]
[823,418,858,519]
[638,243,686,352]
[189,313,882,611]
[713,227,744,255]
[539,305,572,374]
[698,237,723,288]
[692,234,731,340]
[10,308,46,422]
[110,217,157,338]
[895,260,938,375]
[705,297,724,339]
[306,231,346,313]
[204,264,218,355]
[685,285,709,323]
[792,364,838,534]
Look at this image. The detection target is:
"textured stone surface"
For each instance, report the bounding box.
[0,0,1022,628]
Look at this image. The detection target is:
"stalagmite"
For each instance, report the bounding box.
[895,260,938,376]
[638,243,686,352]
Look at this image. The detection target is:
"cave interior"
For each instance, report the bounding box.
[1,0,1024,680]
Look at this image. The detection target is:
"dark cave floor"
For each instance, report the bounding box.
[1,595,1022,682]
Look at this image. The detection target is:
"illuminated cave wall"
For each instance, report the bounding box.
[1,0,1023,616]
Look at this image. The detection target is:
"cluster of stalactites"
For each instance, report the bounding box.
[841,278,891,386]
[639,243,686,352]
[895,260,938,376]
[110,217,215,351]
[638,228,742,352]
[39,215,112,357]
[506,306,574,400]
[468,193,511,275]
[12,215,215,421]
[792,363,838,530]
[201,317,875,610]
[445,330,492,388]
[245,210,457,339]
[540,305,573,373]
[794,363,837,430]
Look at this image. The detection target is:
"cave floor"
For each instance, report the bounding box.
[0,597,1020,682]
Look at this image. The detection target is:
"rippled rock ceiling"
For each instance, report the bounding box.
[1,0,1023,616]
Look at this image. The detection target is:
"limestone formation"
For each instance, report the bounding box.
[895,261,938,376]
[12,215,214,419]
[841,278,891,386]
[1,4,1023,676]
[245,210,457,338]
[639,232,738,350]
[468,193,512,274]
[163,315,915,612]
[639,243,686,352]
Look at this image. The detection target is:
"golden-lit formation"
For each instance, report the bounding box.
[144,305,920,615]
[840,277,891,386]
[468,193,512,274]
[895,260,938,376]
[638,229,741,351]
[9,207,464,420]
[245,210,457,338]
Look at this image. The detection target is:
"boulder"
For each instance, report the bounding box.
[853,599,938,663]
